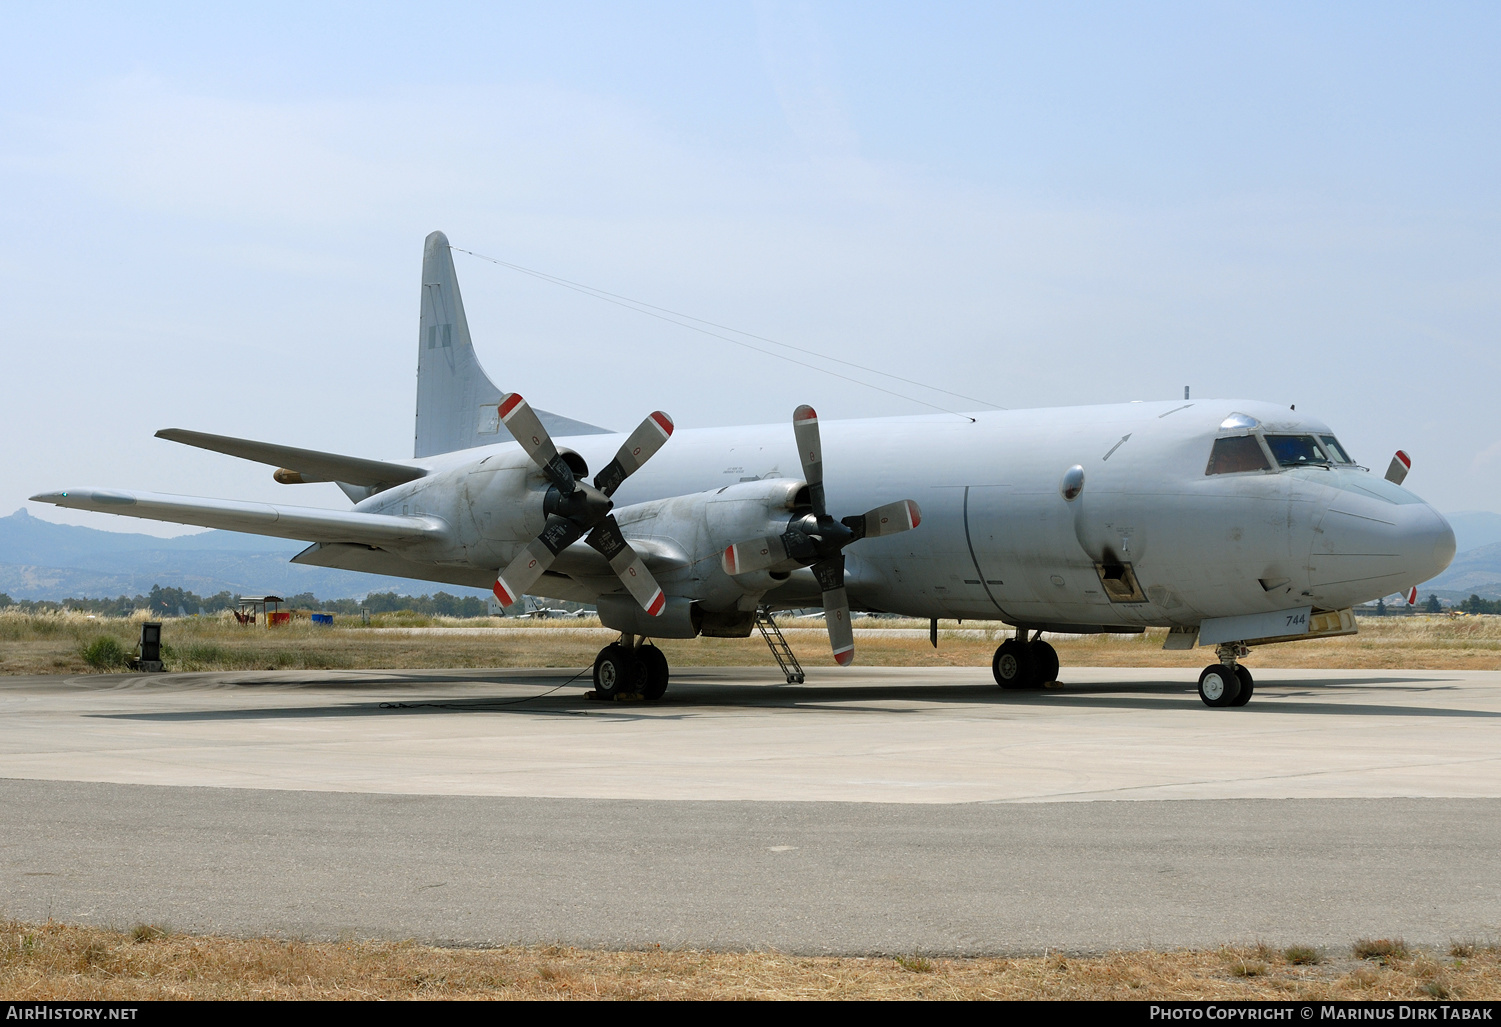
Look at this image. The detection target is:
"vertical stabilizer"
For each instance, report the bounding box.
[413,232,611,458]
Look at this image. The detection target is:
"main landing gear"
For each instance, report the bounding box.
[592,634,669,701]
[1198,643,1254,708]
[992,629,1060,690]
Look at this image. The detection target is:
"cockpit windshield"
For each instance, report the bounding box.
[1319,435,1355,464]
[1264,434,1329,468]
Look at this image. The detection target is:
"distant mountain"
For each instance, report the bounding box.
[0,509,488,601]
[1426,541,1501,600]
[1444,511,1501,555]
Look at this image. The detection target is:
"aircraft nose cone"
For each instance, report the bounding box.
[1424,507,1457,581]
[1312,492,1456,606]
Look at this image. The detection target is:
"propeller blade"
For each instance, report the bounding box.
[491,514,583,606]
[812,556,854,666]
[587,515,667,616]
[722,536,791,575]
[499,393,575,492]
[842,499,922,541]
[792,404,826,516]
[1385,450,1411,486]
[593,411,674,497]
[1405,586,1418,606]
[823,587,855,666]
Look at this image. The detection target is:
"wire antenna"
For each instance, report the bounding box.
[453,246,1001,419]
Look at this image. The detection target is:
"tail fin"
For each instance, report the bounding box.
[413,231,610,458]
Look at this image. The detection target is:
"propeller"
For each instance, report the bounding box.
[491,394,673,617]
[1385,450,1411,486]
[721,404,922,666]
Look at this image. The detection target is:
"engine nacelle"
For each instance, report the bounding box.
[609,478,807,618]
[459,446,590,564]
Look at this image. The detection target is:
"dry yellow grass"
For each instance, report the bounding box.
[3,609,1499,677]
[3,920,1498,1000]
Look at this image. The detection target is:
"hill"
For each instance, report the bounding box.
[0,509,487,601]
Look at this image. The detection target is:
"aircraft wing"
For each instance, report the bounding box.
[155,428,427,488]
[29,489,444,546]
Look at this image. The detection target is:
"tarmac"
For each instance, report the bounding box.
[2,665,1499,953]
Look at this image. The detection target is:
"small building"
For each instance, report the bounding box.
[235,595,286,627]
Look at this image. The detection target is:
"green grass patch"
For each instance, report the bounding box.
[80,636,128,670]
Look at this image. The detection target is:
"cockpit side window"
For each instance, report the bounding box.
[1319,435,1354,464]
[1206,435,1271,475]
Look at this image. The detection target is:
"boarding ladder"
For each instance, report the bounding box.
[755,606,805,684]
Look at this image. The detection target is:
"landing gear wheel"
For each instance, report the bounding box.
[1198,664,1242,708]
[1229,665,1254,707]
[638,644,669,700]
[993,639,1038,689]
[1028,639,1059,685]
[593,643,644,699]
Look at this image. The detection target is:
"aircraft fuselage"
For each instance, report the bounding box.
[355,396,1454,631]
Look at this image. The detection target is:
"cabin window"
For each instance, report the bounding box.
[1206,435,1270,475]
[1319,435,1354,464]
[1264,434,1328,468]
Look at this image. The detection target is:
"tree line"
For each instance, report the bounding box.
[0,584,492,618]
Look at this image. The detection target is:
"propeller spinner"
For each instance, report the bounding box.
[491,394,673,617]
[721,404,921,666]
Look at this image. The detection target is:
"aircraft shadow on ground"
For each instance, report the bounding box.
[89,676,1500,723]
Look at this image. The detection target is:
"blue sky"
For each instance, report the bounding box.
[3,2,1499,532]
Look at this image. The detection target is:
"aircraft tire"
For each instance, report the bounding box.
[639,644,670,700]
[993,640,1037,689]
[1229,665,1254,707]
[1028,639,1060,685]
[594,643,643,699]
[1198,664,1241,708]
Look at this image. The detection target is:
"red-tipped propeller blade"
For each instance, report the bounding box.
[499,393,575,491]
[844,499,922,540]
[492,515,583,607]
[811,555,854,666]
[594,411,674,497]
[722,536,789,576]
[792,404,826,517]
[586,515,667,616]
[1385,450,1411,486]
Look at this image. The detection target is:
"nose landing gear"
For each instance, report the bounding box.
[592,635,670,701]
[992,630,1060,689]
[1199,643,1253,708]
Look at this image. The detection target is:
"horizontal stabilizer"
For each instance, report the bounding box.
[29,489,444,547]
[156,429,427,488]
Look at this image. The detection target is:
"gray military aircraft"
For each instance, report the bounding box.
[32,232,1456,707]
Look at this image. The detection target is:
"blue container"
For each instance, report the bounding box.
[311,614,333,626]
